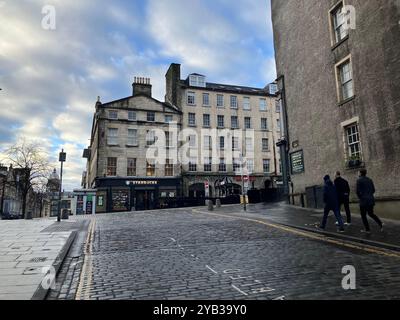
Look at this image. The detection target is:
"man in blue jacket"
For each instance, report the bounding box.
[357,169,384,234]
[319,175,345,232]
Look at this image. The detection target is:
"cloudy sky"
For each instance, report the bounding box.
[0,0,276,191]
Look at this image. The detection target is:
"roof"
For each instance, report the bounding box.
[180,80,276,96]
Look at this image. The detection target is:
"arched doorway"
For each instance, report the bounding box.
[189,183,206,198]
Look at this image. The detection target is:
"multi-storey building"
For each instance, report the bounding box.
[271,0,400,218]
[83,77,182,212]
[165,64,282,198]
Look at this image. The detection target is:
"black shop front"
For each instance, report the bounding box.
[95,177,182,212]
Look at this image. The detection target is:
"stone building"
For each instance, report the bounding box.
[271,0,400,218]
[83,77,183,212]
[165,64,282,198]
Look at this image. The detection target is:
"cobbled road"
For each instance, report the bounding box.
[58,207,400,300]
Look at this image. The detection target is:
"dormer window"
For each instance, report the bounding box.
[189,74,206,88]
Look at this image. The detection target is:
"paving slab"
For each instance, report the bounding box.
[0,218,76,300]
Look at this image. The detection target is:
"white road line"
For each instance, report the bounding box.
[231,284,248,296]
[273,296,286,300]
[169,238,176,242]
[206,265,218,274]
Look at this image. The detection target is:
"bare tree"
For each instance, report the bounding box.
[2,139,51,218]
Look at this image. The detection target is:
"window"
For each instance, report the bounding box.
[245,138,254,153]
[262,138,269,152]
[189,135,196,148]
[244,117,252,129]
[259,99,267,111]
[331,3,348,44]
[107,157,117,176]
[219,158,226,172]
[338,59,354,101]
[263,159,271,173]
[276,100,281,113]
[277,119,281,132]
[188,113,196,126]
[189,157,197,172]
[203,93,210,106]
[107,128,118,145]
[243,97,251,110]
[146,160,156,177]
[146,130,156,146]
[204,157,212,172]
[187,91,196,105]
[147,112,155,122]
[233,158,241,173]
[127,129,138,146]
[165,159,174,176]
[203,114,210,127]
[346,123,362,159]
[217,115,225,128]
[128,111,136,121]
[247,159,254,174]
[127,158,137,176]
[189,75,206,88]
[204,136,212,150]
[165,115,173,123]
[109,110,118,120]
[219,136,225,150]
[217,94,224,108]
[231,116,239,129]
[165,131,173,148]
[261,118,268,130]
[230,96,238,109]
[232,137,240,151]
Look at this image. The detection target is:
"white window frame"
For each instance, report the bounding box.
[107,128,118,146]
[127,129,138,146]
[108,110,118,120]
[203,114,210,127]
[243,97,251,111]
[202,93,210,107]
[187,91,196,106]
[128,111,136,121]
[217,94,224,108]
[335,55,354,102]
[259,98,267,111]
[217,115,225,128]
[188,113,196,126]
[230,96,238,109]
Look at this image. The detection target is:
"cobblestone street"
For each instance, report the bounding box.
[51,205,400,300]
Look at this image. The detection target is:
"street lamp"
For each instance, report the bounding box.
[57,149,66,222]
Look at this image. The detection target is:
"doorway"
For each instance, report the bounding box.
[135,190,156,211]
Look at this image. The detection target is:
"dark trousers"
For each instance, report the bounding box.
[321,206,344,230]
[338,197,352,223]
[360,205,382,232]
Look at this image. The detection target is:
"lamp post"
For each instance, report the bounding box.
[57,149,66,222]
[240,153,247,212]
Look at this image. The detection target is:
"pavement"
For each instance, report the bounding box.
[236,202,400,250]
[49,205,400,300]
[0,218,78,300]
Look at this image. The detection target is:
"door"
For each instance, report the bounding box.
[135,191,156,211]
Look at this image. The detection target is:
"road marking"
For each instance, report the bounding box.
[75,217,96,300]
[206,265,218,274]
[274,295,286,300]
[231,284,248,296]
[194,210,400,259]
[169,238,177,243]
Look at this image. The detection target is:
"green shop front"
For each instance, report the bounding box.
[95,177,183,212]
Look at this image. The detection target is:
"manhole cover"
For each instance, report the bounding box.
[29,257,47,263]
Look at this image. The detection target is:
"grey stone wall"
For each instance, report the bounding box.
[272,0,400,216]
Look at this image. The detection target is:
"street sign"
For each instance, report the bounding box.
[59,151,66,162]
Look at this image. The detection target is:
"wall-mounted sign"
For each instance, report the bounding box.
[290,150,305,175]
[127,181,158,185]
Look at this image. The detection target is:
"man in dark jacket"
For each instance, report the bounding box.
[334,172,352,224]
[320,175,345,232]
[357,169,384,234]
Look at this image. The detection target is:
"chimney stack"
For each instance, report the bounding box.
[165,63,182,109]
[132,77,152,97]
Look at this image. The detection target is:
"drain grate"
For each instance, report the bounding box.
[29,257,47,263]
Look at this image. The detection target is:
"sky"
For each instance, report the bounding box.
[0,0,276,191]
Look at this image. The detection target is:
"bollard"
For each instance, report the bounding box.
[207,200,214,211]
[216,199,221,208]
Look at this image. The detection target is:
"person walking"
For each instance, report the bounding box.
[334,171,352,225]
[357,169,384,234]
[320,175,345,232]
